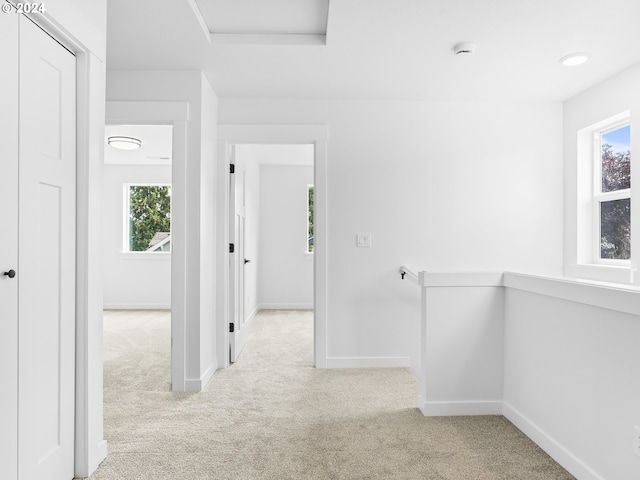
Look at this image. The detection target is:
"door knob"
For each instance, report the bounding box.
[3,269,16,279]
[244,259,251,264]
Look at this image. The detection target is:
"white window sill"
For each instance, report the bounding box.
[565,263,635,285]
[504,271,640,317]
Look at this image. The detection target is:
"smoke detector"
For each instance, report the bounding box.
[453,42,477,56]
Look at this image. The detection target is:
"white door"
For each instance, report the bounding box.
[229,151,249,362]
[17,16,76,480]
[0,10,20,480]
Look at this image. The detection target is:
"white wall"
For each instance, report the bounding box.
[106,71,219,391]
[219,98,563,368]
[198,76,218,380]
[423,284,504,414]
[102,164,171,308]
[503,280,640,480]
[46,0,106,58]
[258,165,314,309]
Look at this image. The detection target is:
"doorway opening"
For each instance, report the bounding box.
[228,144,315,363]
[102,124,173,388]
[217,124,329,370]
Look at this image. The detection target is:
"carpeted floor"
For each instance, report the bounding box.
[91,309,575,480]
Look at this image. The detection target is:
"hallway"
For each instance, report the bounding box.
[93,309,573,480]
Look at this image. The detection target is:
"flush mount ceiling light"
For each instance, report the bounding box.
[560,52,589,67]
[453,42,477,56]
[107,136,142,150]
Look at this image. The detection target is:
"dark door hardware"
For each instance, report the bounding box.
[3,269,16,279]
[244,259,251,264]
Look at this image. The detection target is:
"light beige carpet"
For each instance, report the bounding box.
[91,309,574,480]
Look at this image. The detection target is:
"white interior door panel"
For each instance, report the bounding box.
[18,16,76,480]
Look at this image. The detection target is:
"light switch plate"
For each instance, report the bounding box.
[356,233,372,247]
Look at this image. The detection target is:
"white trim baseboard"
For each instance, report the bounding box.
[258,303,313,310]
[325,357,410,368]
[184,361,217,392]
[419,400,503,416]
[103,304,171,310]
[246,305,259,325]
[502,402,605,480]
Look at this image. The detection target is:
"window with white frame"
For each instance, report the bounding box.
[124,184,172,252]
[307,185,314,253]
[594,123,631,262]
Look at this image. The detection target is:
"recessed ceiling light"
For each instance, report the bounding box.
[108,136,142,150]
[560,52,589,67]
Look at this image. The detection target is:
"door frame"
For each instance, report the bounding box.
[12,6,108,477]
[228,151,248,362]
[105,101,189,390]
[217,125,329,369]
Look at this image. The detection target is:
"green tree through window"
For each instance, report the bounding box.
[128,185,171,252]
[599,125,631,260]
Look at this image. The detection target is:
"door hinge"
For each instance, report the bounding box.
[230,164,235,174]
[229,243,235,253]
[229,323,235,333]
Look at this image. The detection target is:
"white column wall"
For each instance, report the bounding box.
[422,285,504,415]
[199,75,218,381]
[106,71,219,391]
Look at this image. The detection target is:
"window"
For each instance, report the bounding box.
[594,123,631,263]
[125,184,171,252]
[307,185,314,253]
[571,111,635,284]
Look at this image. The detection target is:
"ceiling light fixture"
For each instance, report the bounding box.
[108,136,142,150]
[560,52,589,67]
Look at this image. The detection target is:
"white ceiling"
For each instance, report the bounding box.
[106,0,640,102]
[195,0,329,35]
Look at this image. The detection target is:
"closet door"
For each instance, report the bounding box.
[17,16,76,480]
[0,10,19,480]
